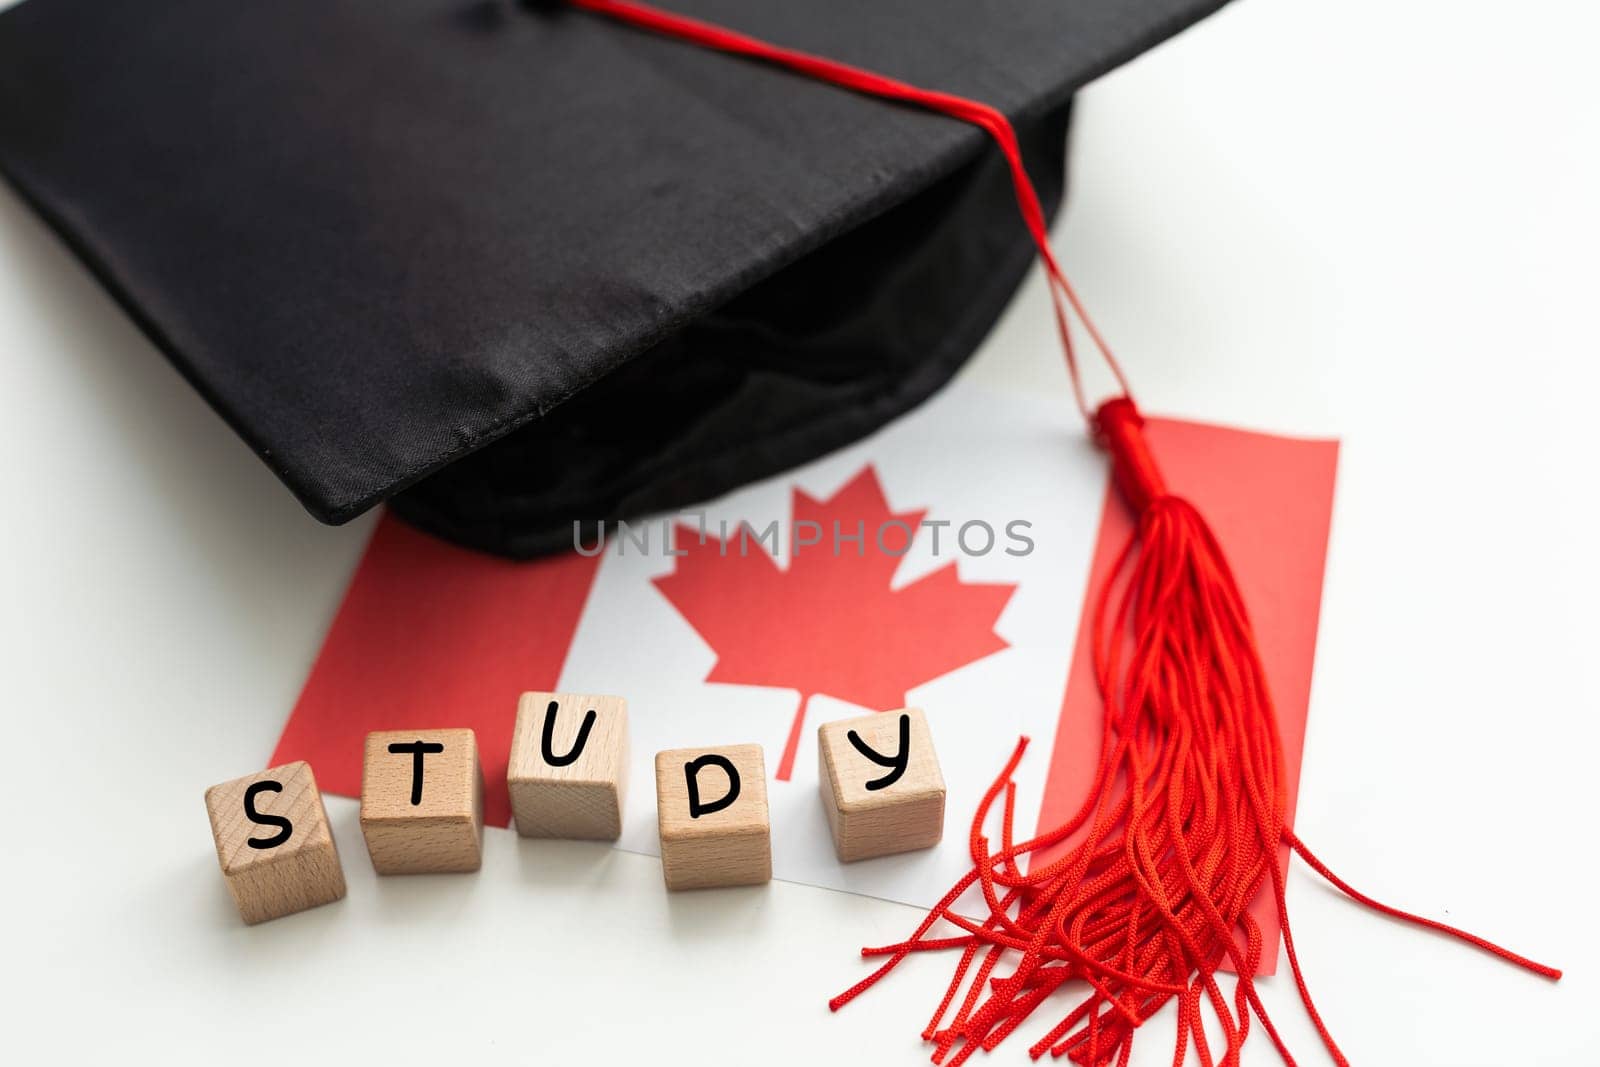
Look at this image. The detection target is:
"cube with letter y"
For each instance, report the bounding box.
[507,692,629,840]
[360,728,484,874]
[818,707,945,862]
[204,761,346,924]
[655,744,771,890]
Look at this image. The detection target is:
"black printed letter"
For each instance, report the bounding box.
[541,700,596,768]
[684,754,741,818]
[244,781,293,849]
[847,713,911,791]
[389,740,446,805]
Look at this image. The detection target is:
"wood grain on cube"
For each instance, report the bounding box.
[818,707,945,862]
[204,761,346,924]
[507,692,628,840]
[360,728,484,874]
[655,744,771,890]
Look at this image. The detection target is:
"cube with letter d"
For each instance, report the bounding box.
[654,744,771,890]
[818,707,945,862]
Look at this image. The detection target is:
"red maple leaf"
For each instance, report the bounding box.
[652,465,1017,781]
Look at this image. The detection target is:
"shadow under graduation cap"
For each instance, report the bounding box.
[0,0,1230,557]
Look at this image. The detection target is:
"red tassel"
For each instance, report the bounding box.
[560,3,1562,1061]
[828,396,1560,1064]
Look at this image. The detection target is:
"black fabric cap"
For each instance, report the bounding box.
[0,0,1228,556]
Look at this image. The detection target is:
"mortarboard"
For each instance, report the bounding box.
[1,1,1563,1062]
[0,0,1228,556]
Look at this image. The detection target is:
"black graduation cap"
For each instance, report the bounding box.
[0,0,1226,556]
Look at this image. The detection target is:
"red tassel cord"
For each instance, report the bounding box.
[562,1,1562,1061]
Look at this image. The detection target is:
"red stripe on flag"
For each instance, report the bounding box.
[1033,417,1339,975]
[270,513,605,827]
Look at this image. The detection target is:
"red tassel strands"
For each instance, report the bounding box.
[560,1,1563,1061]
[830,395,1560,1067]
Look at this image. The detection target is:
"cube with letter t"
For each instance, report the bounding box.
[818,708,945,862]
[359,728,484,874]
[204,761,346,924]
[654,744,771,890]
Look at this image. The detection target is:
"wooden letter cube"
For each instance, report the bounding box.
[654,743,771,890]
[204,761,346,925]
[507,692,628,840]
[360,728,484,874]
[818,707,945,862]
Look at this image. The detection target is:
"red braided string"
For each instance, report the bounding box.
[562,1,1563,1061]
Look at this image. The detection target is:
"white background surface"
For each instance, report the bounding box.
[2,0,1596,1063]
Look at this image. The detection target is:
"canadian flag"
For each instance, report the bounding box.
[274,378,1335,974]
